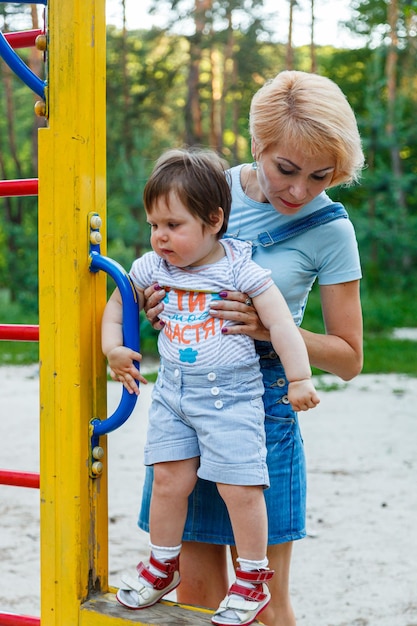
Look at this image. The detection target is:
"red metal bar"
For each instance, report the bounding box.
[0,613,40,626]
[0,470,40,489]
[0,179,38,197]
[3,29,43,49]
[0,324,39,341]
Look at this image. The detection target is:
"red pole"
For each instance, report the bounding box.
[0,179,38,197]
[0,325,39,341]
[0,613,40,626]
[3,29,43,49]
[0,470,40,489]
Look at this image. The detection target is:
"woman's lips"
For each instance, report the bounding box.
[280,198,304,209]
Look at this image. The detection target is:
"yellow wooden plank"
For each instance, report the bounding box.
[81,595,212,625]
[79,593,264,626]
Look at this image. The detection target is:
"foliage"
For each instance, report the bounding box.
[1,0,417,374]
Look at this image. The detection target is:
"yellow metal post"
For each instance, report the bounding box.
[38,0,108,623]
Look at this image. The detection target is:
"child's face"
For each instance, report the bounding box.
[146,191,223,268]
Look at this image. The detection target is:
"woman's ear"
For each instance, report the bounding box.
[251,137,257,161]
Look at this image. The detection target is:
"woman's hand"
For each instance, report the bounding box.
[210,291,270,342]
[143,286,271,341]
[143,284,166,330]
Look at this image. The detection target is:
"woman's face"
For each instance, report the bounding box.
[256,144,336,215]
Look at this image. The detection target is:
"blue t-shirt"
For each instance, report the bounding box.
[227,165,362,326]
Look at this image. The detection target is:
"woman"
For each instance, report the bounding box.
[139,70,364,626]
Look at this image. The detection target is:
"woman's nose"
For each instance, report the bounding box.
[288,181,308,201]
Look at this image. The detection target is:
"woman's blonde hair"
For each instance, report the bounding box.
[249,70,365,187]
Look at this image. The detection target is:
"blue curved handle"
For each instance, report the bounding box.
[89,251,140,437]
[0,30,46,98]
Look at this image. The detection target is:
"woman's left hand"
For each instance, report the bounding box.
[210,291,270,341]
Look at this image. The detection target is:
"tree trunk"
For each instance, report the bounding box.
[310,0,317,73]
[221,11,238,162]
[185,0,212,144]
[385,0,405,207]
[209,45,222,152]
[286,0,295,69]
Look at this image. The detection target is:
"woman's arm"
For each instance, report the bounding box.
[210,280,363,381]
[299,280,363,381]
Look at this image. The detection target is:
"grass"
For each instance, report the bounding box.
[303,284,417,377]
[2,331,416,377]
[0,341,39,365]
[362,337,417,375]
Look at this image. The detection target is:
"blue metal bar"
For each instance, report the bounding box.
[89,251,140,437]
[6,0,47,3]
[0,30,46,98]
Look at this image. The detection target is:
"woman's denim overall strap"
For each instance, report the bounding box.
[256,203,348,248]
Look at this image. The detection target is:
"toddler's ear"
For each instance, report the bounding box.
[210,207,224,233]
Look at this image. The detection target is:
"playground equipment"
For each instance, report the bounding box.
[1,1,243,625]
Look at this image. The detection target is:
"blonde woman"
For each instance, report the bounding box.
[139,71,365,625]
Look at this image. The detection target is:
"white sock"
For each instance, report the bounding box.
[237,556,268,574]
[236,556,268,590]
[136,543,181,589]
[148,543,181,577]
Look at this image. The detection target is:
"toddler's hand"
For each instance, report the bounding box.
[107,346,147,395]
[288,379,320,412]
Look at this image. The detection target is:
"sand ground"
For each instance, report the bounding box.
[1,365,416,625]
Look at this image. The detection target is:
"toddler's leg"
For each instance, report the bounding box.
[217,484,267,559]
[150,457,199,546]
[212,484,274,626]
[116,458,199,610]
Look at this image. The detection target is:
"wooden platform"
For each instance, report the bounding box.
[80,592,263,625]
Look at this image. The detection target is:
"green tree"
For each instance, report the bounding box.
[0,3,45,312]
[106,26,189,262]
[342,0,417,288]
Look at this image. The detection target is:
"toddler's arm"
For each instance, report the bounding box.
[102,287,147,395]
[252,285,320,411]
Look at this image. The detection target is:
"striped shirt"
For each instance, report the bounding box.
[129,238,273,366]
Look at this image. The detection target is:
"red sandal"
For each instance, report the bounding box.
[211,567,274,626]
[116,554,180,609]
